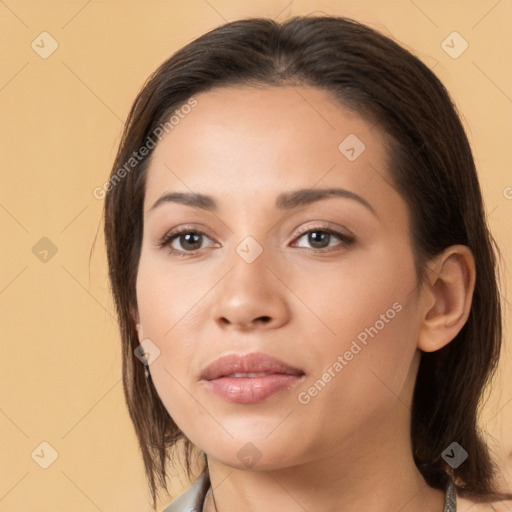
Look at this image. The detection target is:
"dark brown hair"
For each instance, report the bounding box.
[103,15,512,509]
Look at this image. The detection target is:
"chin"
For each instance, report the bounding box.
[198,434,307,472]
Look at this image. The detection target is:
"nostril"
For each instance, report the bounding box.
[218,315,272,327]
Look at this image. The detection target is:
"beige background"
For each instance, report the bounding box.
[1,0,511,510]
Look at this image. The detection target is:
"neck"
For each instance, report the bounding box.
[204,402,446,512]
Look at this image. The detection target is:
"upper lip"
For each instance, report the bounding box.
[200,352,305,380]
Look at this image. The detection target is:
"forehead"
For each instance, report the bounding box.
[144,85,401,220]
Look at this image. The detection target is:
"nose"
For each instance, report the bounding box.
[211,249,291,332]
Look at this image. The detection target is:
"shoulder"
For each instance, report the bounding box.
[456,494,512,512]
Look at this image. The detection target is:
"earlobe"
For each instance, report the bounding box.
[135,322,143,341]
[132,309,143,341]
[417,245,476,353]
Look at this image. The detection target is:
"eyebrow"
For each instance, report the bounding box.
[149,187,377,216]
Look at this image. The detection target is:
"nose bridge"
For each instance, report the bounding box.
[210,233,290,330]
[228,234,275,299]
[222,206,275,283]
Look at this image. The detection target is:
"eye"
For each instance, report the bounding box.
[157,225,355,257]
[158,228,216,256]
[292,227,354,251]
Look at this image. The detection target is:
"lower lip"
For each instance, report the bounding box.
[203,374,303,404]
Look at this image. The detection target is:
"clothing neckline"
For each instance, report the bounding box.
[162,467,457,511]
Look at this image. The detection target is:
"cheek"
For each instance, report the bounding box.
[289,243,417,350]
[135,252,205,340]
[292,242,421,405]
[135,273,200,435]
[134,253,215,421]
[291,297,420,456]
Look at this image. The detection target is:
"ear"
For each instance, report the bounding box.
[417,245,476,352]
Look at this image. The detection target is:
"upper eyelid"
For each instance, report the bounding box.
[164,219,351,236]
[293,221,353,238]
[163,222,349,240]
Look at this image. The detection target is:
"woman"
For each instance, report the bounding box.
[103,15,512,512]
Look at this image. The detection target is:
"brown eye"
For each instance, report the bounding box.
[294,228,354,251]
[174,232,204,251]
[158,229,215,256]
[305,231,331,249]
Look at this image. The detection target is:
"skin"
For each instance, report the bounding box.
[134,85,480,512]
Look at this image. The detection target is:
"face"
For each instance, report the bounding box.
[135,85,424,470]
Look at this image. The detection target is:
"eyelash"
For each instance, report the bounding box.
[157,225,355,257]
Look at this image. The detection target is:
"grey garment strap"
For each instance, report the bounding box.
[443,476,457,512]
[161,470,211,512]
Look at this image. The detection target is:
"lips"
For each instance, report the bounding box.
[200,352,304,380]
[200,352,305,404]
